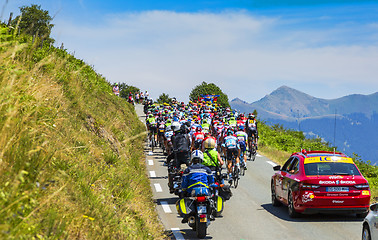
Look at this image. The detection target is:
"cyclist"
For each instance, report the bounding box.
[228,116,237,128]
[223,129,240,183]
[146,114,157,146]
[201,119,210,133]
[245,113,258,150]
[191,126,205,151]
[235,125,248,170]
[164,125,174,156]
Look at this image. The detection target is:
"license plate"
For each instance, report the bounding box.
[326,187,349,192]
[197,206,207,214]
[200,217,207,222]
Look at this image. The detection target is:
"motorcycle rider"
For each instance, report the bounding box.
[202,138,224,172]
[180,150,215,223]
[166,122,191,165]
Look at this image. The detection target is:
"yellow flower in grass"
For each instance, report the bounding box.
[82,215,95,221]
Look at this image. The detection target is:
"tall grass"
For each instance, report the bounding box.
[0,25,165,239]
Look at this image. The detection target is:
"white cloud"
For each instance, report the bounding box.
[52,10,378,102]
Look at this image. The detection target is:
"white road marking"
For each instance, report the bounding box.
[149,171,156,178]
[257,153,263,157]
[160,201,172,213]
[148,160,154,165]
[154,183,163,192]
[171,228,185,240]
[266,161,278,167]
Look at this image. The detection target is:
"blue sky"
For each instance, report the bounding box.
[2,0,378,102]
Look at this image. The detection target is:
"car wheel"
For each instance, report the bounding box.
[288,190,300,218]
[271,181,281,207]
[362,223,371,240]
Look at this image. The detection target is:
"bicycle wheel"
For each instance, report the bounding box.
[233,165,239,188]
[240,164,245,176]
[151,138,155,152]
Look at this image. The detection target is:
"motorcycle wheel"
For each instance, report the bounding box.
[196,218,207,239]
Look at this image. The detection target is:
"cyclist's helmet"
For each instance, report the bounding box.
[166,125,172,131]
[248,113,255,119]
[148,114,153,118]
[203,138,216,149]
[191,150,204,164]
[227,128,234,136]
[196,126,202,132]
[238,125,245,131]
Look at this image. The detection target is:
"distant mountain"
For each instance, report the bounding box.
[231,86,378,164]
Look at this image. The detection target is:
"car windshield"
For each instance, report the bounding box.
[304,162,361,176]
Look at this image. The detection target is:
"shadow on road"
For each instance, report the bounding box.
[261,203,363,222]
[165,228,214,240]
[156,196,179,205]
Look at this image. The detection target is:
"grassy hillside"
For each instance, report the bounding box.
[0,25,165,239]
[257,120,378,201]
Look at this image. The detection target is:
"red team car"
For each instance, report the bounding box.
[271,150,370,218]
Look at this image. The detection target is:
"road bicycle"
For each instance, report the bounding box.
[230,156,240,188]
[248,135,257,161]
[239,157,246,176]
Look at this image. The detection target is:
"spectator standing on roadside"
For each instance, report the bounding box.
[135,92,140,103]
[140,91,144,103]
[112,83,119,96]
[145,91,149,101]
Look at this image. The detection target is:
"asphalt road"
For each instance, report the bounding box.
[136,104,363,240]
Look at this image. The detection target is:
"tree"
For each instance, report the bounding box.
[189,81,230,108]
[12,5,54,42]
[156,93,172,104]
[118,83,139,99]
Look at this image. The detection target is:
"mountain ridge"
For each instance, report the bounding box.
[230,86,378,163]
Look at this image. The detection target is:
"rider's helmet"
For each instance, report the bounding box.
[203,138,216,149]
[238,125,245,131]
[166,125,172,131]
[191,150,204,164]
[148,114,153,118]
[196,126,202,132]
[171,122,181,132]
[227,128,234,136]
[248,113,255,119]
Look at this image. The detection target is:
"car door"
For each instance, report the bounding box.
[276,157,294,199]
[283,157,300,201]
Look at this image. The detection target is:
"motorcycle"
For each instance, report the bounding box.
[168,163,183,195]
[176,186,224,239]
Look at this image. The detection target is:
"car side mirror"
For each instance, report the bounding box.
[370,203,378,211]
[273,165,281,171]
